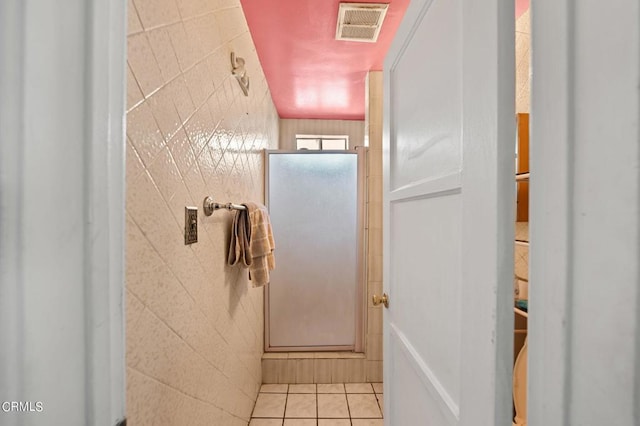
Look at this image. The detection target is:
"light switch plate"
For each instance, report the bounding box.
[184,207,198,245]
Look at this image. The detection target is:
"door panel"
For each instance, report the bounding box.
[390,191,461,404]
[390,329,458,424]
[390,0,461,190]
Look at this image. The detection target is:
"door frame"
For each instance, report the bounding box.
[263,149,367,352]
[0,0,127,424]
[459,2,516,423]
[528,1,640,424]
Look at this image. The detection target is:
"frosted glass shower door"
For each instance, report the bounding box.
[266,151,364,350]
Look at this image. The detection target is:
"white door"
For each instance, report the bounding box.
[382,0,515,424]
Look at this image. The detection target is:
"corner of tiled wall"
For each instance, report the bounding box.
[125,0,278,423]
[365,71,384,383]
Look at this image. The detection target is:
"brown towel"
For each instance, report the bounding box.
[228,207,251,268]
[245,202,276,287]
[227,202,275,287]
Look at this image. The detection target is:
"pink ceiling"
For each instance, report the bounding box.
[516,0,529,18]
[240,0,410,120]
[241,0,529,121]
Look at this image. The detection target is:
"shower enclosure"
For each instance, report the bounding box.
[265,150,366,351]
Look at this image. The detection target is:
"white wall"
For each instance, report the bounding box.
[529,0,640,424]
[0,0,127,425]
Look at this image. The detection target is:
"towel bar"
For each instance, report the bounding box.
[203,196,247,216]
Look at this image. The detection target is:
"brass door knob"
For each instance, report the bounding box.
[372,293,389,308]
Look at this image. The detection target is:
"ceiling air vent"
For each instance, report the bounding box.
[335,3,389,43]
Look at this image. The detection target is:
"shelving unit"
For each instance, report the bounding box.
[513,113,529,411]
[516,113,529,222]
[514,307,528,319]
[514,143,529,312]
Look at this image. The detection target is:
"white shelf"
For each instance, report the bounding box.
[516,172,530,182]
[514,307,528,318]
[515,239,529,247]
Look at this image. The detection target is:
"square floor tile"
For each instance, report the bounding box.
[372,383,383,394]
[351,420,384,426]
[317,393,349,418]
[347,394,382,418]
[261,384,289,393]
[285,394,316,418]
[317,383,345,394]
[253,393,287,418]
[345,383,374,393]
[289,384,316,394]
[283,419,316,426]
[250,419,283,426]
[318,419,351,426]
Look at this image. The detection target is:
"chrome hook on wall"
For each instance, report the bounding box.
[231,52,250,96]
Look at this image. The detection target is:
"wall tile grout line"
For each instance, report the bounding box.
[128,365,242,419]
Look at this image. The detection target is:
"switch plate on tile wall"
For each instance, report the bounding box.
[184,207,198,245]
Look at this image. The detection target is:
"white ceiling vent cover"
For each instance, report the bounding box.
[335,3,389,43]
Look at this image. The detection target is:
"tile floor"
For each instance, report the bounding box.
[249,383,384,426]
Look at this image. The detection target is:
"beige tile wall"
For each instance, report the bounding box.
[365,71,384,382]
[125,0,278,423]
[516,9,530,113]
[262,72,384,384]
[515,222,529,282]
[515,9,529,295]
[279,118,365,150]
[262,352,368,384]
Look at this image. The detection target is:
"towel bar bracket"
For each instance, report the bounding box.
[203,196,247,216]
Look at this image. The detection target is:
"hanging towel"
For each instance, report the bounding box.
[228,207,251,268]
[245,202,276,287]
[227,202,275,287]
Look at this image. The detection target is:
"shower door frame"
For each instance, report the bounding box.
[264,149,367,353]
